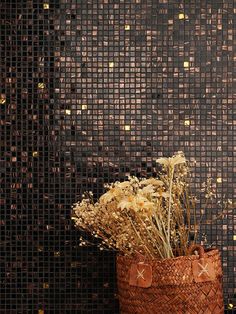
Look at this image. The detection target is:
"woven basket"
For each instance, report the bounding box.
[117,245,224,314]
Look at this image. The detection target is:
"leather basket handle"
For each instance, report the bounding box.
[189,244,216,282]
[188,244,205,259]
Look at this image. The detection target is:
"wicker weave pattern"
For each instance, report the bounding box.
[117,249,224,314]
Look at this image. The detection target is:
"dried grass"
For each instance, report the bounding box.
[72,152,198,259]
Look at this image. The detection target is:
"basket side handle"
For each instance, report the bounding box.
[188,244,205,259]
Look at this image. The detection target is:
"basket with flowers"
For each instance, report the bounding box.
[72,152,225,313]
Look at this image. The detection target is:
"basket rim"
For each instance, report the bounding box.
[116,247,220,265]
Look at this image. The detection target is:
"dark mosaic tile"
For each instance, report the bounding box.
[0,0,235,312]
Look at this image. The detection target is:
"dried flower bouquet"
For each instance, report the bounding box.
[72,152,199,259]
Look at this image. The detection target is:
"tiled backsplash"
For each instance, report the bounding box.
[0,0,235,312]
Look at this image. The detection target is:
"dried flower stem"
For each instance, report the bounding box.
[153,211,173,258]
[124,210,154,258]
[167,166,174,258]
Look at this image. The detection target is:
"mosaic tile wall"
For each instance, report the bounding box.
[0,0,235,312]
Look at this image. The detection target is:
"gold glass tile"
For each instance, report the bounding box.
[178,13,185,20]
[32,151,39,157]
[81,104,88,110]
[38,83,45,89]
[184,61,189,68]
[43,3,49,9]
[0,96,6,104]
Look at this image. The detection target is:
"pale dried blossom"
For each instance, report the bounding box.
[156,152,186,168]
[72,152,232,260]
[72,152,197,259]
[201,178,216,200]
